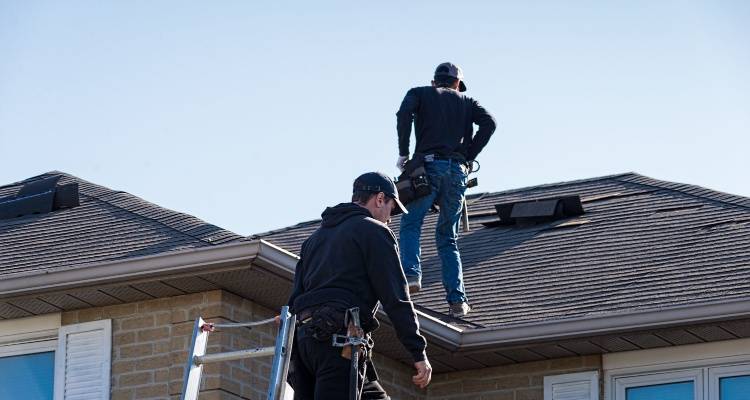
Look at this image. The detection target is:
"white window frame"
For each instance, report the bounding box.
[614,369,702,400]
[707,363,750,400]
[604,337,750,400]
[0,313,60,357]
[0,337,57,357]
[0,314,60,399]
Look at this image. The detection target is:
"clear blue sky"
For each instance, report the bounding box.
[1,1,748,235]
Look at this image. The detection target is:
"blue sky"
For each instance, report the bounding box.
[1,1,748,235]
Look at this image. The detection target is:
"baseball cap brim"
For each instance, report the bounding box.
[390,195,408,216]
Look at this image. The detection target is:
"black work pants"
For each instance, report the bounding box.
[289,327,389,400]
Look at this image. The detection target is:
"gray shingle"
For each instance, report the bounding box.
[254,172,750,328]
[0,171,243,278]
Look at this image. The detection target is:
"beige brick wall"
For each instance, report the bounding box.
[62,290,277,400]
[421,355,602,400]
[62,290,600,400]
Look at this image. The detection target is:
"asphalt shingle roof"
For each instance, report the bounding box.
[0,171,243,277]
[253,172,750,328]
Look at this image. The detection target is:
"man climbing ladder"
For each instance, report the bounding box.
[286,171,432,399]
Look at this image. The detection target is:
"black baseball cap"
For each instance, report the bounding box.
[434,62,467,92]
[353,172,408,216]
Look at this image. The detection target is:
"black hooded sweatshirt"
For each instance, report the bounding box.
[287,203,427,362]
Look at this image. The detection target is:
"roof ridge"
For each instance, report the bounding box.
[250,219,321,239]
[0,170,70,191]
[4,171,243,245]
[251,172,641,237]
[468,171,640,199]
[83,194,226,246]
[613,174,750,211]
[81,187,243,246]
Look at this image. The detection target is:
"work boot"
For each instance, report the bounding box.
[406,275,421,294]
[448,301,471,318]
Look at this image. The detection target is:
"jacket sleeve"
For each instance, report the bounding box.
[466,99,497,161]
[396,88,420,157]
[363,225,427,362]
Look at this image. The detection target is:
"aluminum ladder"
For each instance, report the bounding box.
[180,306,296,400]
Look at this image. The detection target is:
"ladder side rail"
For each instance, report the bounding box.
[267,306,296,400]
[180,317,210,400]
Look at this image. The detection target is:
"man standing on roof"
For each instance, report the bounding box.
[396,62,497,317]
[287,172,432,399]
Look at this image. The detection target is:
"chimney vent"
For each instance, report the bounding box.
[486,195,584,227]
[0,175,80,220]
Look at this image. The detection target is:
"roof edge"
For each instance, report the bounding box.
[0,241,262,298]
[459,297,750,350]
[249,243,750,350]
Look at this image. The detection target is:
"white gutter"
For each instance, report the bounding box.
[4,238,749,352]
[0,240,263,298]
[458,296,750,350]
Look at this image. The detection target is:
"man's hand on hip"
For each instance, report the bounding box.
[412,359,432,388]
[396,156,408,173]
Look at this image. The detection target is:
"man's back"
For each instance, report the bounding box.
[289,203,385,314]
[287,202,426,361]
[397,86,495,161]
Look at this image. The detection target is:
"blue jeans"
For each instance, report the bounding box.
[399,159,468,304]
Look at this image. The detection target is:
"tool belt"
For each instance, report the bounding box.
[396,154,432,206]
[297,305,346,342]
[297,303,380,338]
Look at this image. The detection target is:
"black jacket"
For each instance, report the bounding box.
[287,203,427,362]
[397,86,496,161]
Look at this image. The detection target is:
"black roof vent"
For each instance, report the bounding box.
[485,195,584,227]
[0,176,79,220]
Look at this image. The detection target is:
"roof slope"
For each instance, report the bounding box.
[253,173,750,329]
[0,171,243,278]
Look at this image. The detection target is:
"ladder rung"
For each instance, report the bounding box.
[194,347,276,365]
[208,316,278,329]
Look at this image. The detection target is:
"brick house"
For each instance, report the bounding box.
[1,171,749,400]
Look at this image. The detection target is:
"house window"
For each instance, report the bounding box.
[605,337,750,400]
[615,369,703,400]
[708,364,750,400]
[0,349,55,400]
[0,314,111,400]
[611,364,750,400]
[626,381,694,400]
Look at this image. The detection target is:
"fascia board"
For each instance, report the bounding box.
[0,241,261,298]
[459,297,750,350]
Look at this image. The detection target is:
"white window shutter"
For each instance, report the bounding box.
[54,319,111,400]
[544,370,599,400]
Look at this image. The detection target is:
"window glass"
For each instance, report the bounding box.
[0,351,54,400]
[626,381,694,400]
[720,375,750,400]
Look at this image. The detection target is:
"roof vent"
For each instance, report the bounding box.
[0,175,80,220]
[485,195,584,227]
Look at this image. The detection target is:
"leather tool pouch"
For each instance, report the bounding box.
[306,306,346,342]
[396,155,431,205]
